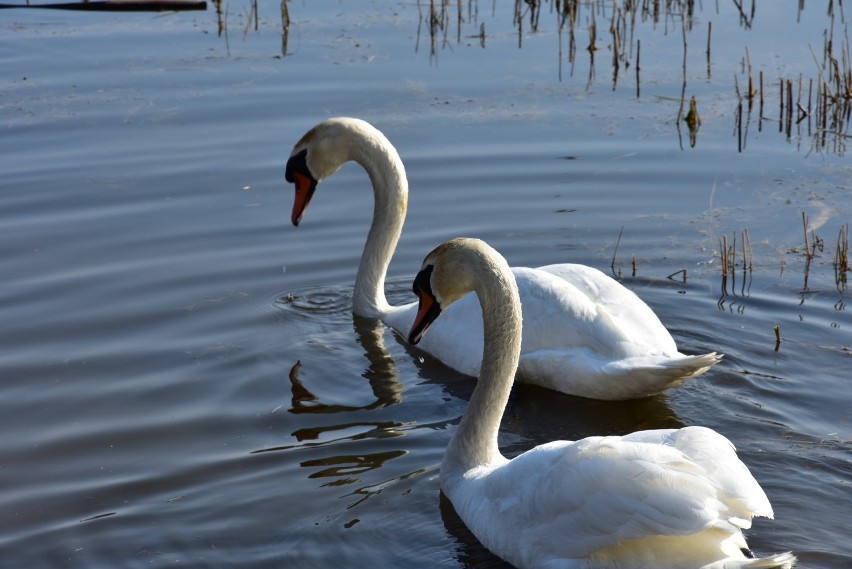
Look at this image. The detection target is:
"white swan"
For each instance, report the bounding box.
[407,237,795,569]
[285,117,720,400]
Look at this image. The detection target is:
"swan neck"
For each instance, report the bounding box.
[350,132,408,318]
[445,261,522,473]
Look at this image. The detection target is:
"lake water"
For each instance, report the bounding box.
[1,1,850,567]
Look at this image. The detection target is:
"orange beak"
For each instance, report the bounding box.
[291,171,317,227]
[408,289,442,345]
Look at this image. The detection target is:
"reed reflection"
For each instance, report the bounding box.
[410,0,850,156]
[251,314,420,512]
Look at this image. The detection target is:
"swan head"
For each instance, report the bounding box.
[408,238,484,345]
[285,118,362,226]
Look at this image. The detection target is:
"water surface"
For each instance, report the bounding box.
[1,1,850,567]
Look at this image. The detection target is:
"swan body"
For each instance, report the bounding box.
[407,237,795,569]
[285,117,720,400]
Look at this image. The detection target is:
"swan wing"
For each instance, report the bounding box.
[513,265,720,398]
[519,264,678,354]
[621,427,774,522]
[449,427,770,567]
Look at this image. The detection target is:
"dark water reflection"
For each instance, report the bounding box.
[0,1,850,568]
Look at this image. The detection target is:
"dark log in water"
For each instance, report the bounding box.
[0,1,206,11]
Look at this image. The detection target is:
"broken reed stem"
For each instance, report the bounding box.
[734,72,744,151]
[611,7,620,71]
[667,268,687,282]
[680,7,688,77]
[786,78,794,138]
[743,228,753,271]
[731,231,738,273]
[796,73,808,124]
[636,39,641,98]
[737,93,744,151]
[706,20,711,60]
[280,0,290,56]
[802,211,813,260]
[587,7,597,52]
[797,73,803,112]
[807,77,813,127]
[456,0,462,44]
[720,229,753,276]
[745,46,755,101]
[836,224,849,268]
[706,20,711,76]
[223,4,230,54]
[611,225,625,270]
[835,223,849,289]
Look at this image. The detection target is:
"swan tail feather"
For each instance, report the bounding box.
[656,351,723,379]
[754,551,797,569]
[726,551,796,569]
[518,351,722,400]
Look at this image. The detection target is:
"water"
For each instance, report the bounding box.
[1,1,850,567]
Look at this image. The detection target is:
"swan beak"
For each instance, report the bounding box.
[408,290,442,345]
[291,171,317,227]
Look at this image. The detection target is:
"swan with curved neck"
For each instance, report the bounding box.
[285,117,720,400]
[408,237,795,569]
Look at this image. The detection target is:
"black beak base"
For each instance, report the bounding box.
[285,148,308,184]
[286,149,318,227]
[408,265,442,345]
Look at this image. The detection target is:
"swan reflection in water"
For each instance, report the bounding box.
[252,315,406,450]
[283,315,404,417]
[251,316,418,511]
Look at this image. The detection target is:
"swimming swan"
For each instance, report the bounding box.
[407,237,795,569]
[285,117,720,400]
